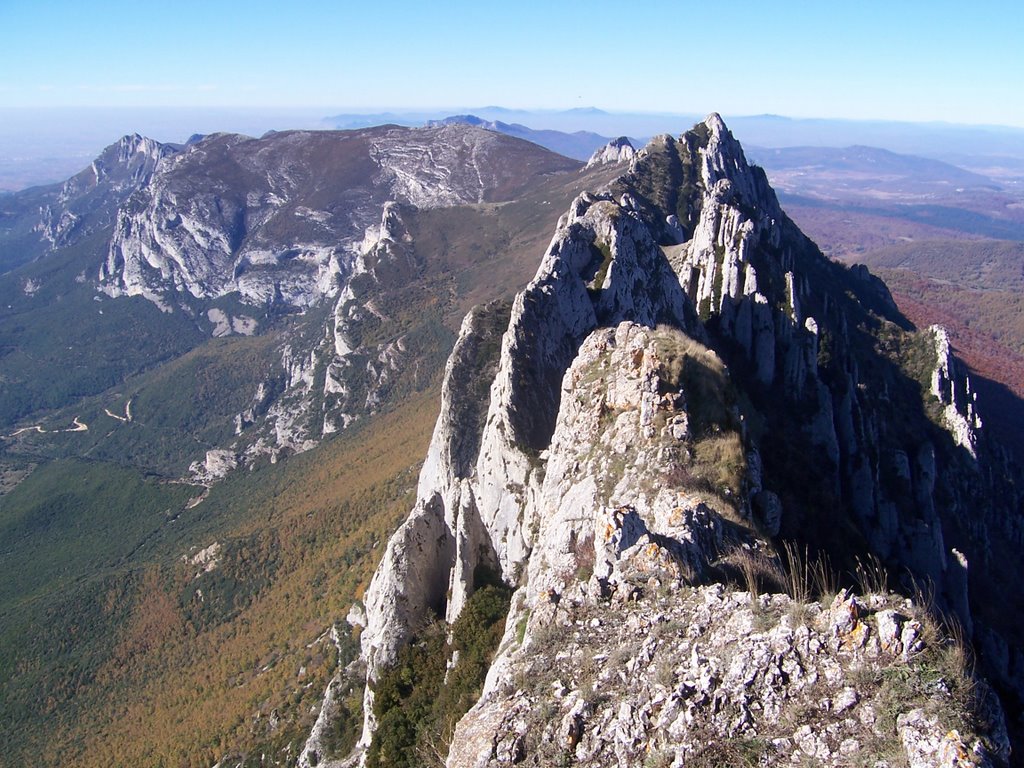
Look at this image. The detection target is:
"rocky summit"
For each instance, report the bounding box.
[98,124,575,308]
[335,115,1023,767]
[0,123,582,470]
[585,137,636,168]
[2,113,1023,768]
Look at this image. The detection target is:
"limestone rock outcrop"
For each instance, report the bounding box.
[451,589,1008,768]
[360,188,704,704]
[98,125,577,307]
[40,133,179,249]
[928,325,983,458]
[87,124,579,469]
[585,137,636,168]
[351,115,1021,766]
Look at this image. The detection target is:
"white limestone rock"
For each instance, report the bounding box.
[585,137,636,169]
[189,449,238,485]
[449,587,1007,768]
[182,541,222,576]
[928,325,983,458]
[98,124,567,309]
[343,113,1013,767]
[898,708,996,768]
[41,133,178,249]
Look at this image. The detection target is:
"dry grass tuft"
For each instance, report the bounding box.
[718,546,787,596]
[780,541,838,603]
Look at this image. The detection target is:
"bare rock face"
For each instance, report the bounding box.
[88,124,581,471]
[189,448,238,485]
[351,114,1020,766]
[585,137,636,169]
[527,322,729,603]
[359,300,512,743]
[98,124,577,307]
[39,133,179,249]
[466,192,699,588]
[99,130,362,307]
[357,189,703,743]
[450,589,1007,768]
[929,325,983,458]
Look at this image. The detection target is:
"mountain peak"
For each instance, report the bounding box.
[354,116,1017,766]
[106,133,176,175]
[427,114,491,129]
[584,136,636,168]
[702,110,728,135]
[98,123,579,306]
[34,133,179,249]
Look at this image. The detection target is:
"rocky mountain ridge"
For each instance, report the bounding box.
[40,133,180,249]
[92,124,584,468]
[0,133,181,276]
[426,115,624,162]
[3,113,1023,768]
[585,137,636,168]
[1,123,594,481]
[99,124,569,307]
[344,117,1024,767]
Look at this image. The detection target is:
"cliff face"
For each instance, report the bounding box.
[40,134,180,248]
[98,125,577,307]
[85,124,582,469]
[360,187,703,685]
[352,117,1023,766]
[585,137,636,168]
[7,132,183,260]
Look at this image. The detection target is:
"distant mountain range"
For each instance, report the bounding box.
[326,107,1024,163]
[748,144,999,188]
[424,114,632,161]
[322,106,641,135]
[5,105,1024,193]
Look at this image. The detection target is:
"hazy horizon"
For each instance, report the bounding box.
[3,1,1022,125]
[4,103,1024,193]
[4,0,1023,189]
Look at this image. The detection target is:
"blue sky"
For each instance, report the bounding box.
[1,0,1022,126]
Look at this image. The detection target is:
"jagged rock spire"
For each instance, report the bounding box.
[352,113,1018,765]
[585,136,636,168]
